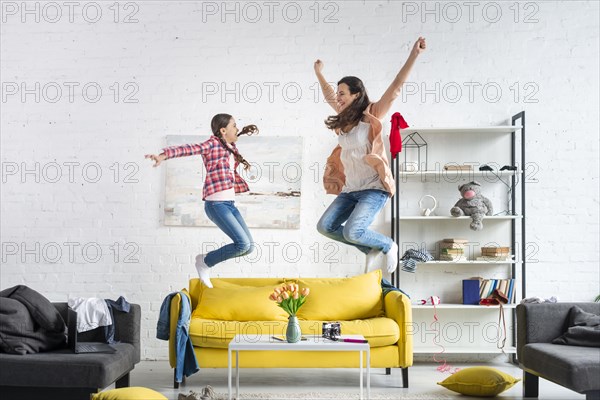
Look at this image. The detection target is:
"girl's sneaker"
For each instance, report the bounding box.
[195,254,213,288]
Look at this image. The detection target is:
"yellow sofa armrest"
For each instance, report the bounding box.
[384,291,413,367]
[168,290,191,369]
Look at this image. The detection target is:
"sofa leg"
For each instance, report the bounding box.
[115,372,130,388]
[401,367,409,388]
[523,371,539,398]
[586,391,600,400]
[385,368,391,375]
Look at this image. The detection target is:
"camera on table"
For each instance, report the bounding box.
[322,322,341,340]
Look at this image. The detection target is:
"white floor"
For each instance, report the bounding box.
[128,360,584,400]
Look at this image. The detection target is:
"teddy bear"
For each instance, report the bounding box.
[450,181,493,231]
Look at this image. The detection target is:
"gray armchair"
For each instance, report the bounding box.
[517,302,600,400]
[0,302,141,400]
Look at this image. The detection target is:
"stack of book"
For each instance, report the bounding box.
[439,239,467,261]
[443,164,473,171]
[477,246,512,261]
[479,278,516,303]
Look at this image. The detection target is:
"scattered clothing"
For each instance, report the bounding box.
[103,296,131,344]
[401,248,434,273]
[0,285,66,354]
[520,296,558,304]
[157,291,199,382]
[68,297,112,333]
[178,385,216,400]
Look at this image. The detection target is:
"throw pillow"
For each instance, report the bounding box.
[297,270,384,321]
[437,366,520,397]
[552,305,600,347]
[193,284,288,321]
[92,387,167,400]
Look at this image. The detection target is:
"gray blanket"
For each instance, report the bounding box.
[0,285,67,354]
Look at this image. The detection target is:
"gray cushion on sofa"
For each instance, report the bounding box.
[0,342,136,388]
[522,343,600,393]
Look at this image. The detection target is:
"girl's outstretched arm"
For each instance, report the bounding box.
[145,138,214,167]
[314,59,340,113]
[371,37,426,119]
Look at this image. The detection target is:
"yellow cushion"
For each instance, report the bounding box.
[297,270,383,320]
[193,283,288,321]
[437,366,521,397]
[92,387,167,400]
[189,317,399,349]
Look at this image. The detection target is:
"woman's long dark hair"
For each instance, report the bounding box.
[325,76,370,132]
[210,114,258,170]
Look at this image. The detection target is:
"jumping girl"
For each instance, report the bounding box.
[314,37,426,274]
[145,114,258,288]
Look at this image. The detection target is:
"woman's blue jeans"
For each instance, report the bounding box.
[317,189,392,255]
[204,201,254,267]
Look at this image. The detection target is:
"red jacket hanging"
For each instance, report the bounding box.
[390,112,409,159]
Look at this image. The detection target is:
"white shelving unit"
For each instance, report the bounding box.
[390,112,526,359]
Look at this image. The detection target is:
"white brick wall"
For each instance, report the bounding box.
[1,1,598,360]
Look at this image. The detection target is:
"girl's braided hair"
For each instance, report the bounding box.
[210,114,258,170]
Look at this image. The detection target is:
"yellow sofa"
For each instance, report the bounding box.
[168,270,412,387]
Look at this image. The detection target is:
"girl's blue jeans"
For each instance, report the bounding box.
[204,201,254,267]
[317,189,392,255]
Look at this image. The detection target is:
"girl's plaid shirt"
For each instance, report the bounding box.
[162,136,249,200]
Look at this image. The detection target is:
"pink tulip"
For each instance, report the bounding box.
[301,288,310,296]
[282,291,290,299]
[274,287,281,295]
[269,293,277,301]
[293,292,299,299]
[276,296,283,303]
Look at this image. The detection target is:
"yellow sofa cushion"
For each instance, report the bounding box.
[189,317,399,349]
[92,387,167,400]
[193,283,288,321]
[437,366,521,397]
[297,270,384,321]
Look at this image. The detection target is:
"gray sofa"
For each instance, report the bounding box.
[517,302,600,400]
[0,302,141,400]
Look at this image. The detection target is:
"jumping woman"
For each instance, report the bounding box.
[314,37,426,274]
[145,114,258,288]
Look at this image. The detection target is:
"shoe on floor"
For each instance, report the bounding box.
[195,254,213,288]
[200,385,216,400]
[178,391,200,400]
[385,241,399,274]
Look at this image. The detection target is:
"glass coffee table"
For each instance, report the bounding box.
[228,334,371,400]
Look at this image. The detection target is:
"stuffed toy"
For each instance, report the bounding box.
[450,181,493,231]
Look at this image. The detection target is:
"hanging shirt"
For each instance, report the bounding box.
[338,120,387,193]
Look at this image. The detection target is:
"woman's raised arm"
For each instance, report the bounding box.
[371,37,426,119]
[314,59,340,113]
